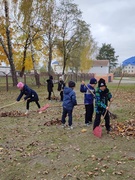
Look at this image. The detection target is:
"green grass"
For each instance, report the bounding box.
[0,81,135,180]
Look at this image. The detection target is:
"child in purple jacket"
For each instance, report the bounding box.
[80,78,97,126]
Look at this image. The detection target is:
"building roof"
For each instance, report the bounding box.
[92,60,109,67]
[122,56,135,66]
[51,60,59,65]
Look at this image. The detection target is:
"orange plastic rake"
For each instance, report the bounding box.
[38,103,84,114]
[38,104,50,113]
[93,126,102,138]
[93,108,108,138]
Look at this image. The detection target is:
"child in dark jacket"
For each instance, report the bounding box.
[46,75,54,100]
[57,76,65,101]
[61,81,77,129]
[93,78,113,133]
[80,78,97,126]
[16,82,41,115]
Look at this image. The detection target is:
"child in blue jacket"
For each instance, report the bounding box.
[16,82,41,114]
[61,81,77,129]
[80,78,97,126]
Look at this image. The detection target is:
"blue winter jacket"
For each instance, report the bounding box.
[62,87,77,110]
[16,84,39,101]
[80,84,95,105]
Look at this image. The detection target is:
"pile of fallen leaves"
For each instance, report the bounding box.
[111,119,135,137]
[0,110,25,117]
[44,118,61,126]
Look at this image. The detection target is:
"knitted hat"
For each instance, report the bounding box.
[59,76,63,80]
[90,78,97,84]
[98,78,106,87]
[17,82,24,89]
[68,81,76,88]
[49,75,53,80]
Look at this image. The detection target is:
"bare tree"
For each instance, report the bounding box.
[56,0,82,74]
[39,0,59,74]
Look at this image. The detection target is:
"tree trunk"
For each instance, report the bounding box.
[48,59,51,75]
[20,36,30,77]
[62,47,67,75]
[4,0,18,86]
[48,31,53,75]
[30,27,40,86]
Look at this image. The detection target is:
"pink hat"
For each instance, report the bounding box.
[17,82,24,89]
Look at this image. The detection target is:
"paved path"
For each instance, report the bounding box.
[112,78,135,84]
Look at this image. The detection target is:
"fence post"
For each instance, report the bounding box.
[6,74,8,92]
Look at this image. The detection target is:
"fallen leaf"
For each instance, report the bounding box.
[81,128,87,133]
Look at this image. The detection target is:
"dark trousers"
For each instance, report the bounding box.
[93,111,110,131]
[60,91,63,101]
[61,107,73,126]
[26,98,40,110]
[85,104,94,124]
[48,91,52,100]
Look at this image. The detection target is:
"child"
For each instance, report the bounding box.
[93,78,113,133]
[57,76,65,101]
[16,82,41,115]
[61,81,77,129]
[46,75,54,100]
[80,78,97,126]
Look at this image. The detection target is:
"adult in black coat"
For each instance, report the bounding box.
[57,76,65,101]
[46,75,54,100]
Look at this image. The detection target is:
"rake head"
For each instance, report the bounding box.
[109,112,117,119]
[93,126,102,138]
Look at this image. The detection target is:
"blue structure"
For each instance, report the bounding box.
[122,56,135,66]
[51,60,59,65]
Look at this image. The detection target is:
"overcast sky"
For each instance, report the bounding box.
[73,0,135,65]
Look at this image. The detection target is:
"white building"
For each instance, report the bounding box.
[122,56,135,74]
[51,60,62,74]
[0,66,11,75]
[51,60,73,74]
[89,60,109,74]
[51,59,110,75]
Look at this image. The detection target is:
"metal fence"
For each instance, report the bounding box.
[0,73,95,91]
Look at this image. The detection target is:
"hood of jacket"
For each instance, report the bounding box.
[63,87,76,110]
[64,87,73,96]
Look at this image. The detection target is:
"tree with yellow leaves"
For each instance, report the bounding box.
[0,0,18,86]
[80,38,97,73]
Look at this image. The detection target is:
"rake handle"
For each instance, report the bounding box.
[0,99,29,109]
[49,103,84,108]
[0,101,17,109]
[84,84,95,97]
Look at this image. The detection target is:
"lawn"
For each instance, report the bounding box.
[0,81,135,180]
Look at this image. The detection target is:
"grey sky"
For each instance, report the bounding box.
[73,0,135,64]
